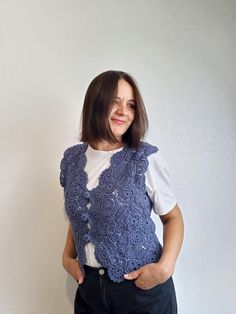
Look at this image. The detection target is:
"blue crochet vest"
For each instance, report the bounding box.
[60,142,163,282]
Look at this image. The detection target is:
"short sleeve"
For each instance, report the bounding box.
[145,151,177,215]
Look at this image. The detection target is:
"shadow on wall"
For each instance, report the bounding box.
[65,274,78,307]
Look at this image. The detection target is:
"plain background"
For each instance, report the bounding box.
[1,0,236,313]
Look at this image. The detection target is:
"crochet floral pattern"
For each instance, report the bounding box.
[60,142,162,282]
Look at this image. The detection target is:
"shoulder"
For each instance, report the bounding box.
[136,141,159,157]
[146,149,173,185]
[59,143,87,187]
[60,143,87,171]
[146,147,171,174]
[61,143,87,164]
[63,143,87,158]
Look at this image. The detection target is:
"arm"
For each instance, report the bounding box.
[62,224,85,284]
[158,204,184,275]
[124,204,184,289]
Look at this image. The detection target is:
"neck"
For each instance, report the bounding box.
[90,140,124,151]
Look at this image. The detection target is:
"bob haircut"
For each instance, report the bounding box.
[80,70,148,148]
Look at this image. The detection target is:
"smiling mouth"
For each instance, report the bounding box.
[111,118,126,125]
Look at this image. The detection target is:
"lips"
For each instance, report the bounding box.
[111,118,126,125]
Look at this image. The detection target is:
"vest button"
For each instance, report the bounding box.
[84,192,90,200]
[81,213,88,222]
[83,234,90,243]
[99,268,105,275]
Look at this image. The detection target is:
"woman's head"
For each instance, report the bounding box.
[80,70,148,148]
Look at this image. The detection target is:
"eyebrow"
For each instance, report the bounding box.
[114,96,136,102]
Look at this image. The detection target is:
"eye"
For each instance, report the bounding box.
[128,102,136,110]
[111,98,120,105]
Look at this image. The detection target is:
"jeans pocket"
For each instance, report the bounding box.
[131,279,160,293]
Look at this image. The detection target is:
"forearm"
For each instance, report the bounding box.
[62,224,77,267]
[159,204,184,273]
[62,224,84,283]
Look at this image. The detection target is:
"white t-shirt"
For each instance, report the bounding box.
[83,145,177,267]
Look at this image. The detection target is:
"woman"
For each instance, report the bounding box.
[60,70,184,314]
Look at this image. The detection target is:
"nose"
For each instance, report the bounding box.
[116,102,127,115]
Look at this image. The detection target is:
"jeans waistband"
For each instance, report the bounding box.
[84,264,108,276]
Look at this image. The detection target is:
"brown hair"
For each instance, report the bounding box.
[80,70,148,148]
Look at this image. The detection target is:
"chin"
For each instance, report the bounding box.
[114,135,122,141]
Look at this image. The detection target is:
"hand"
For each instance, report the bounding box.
[63,257,85,284]
[124,262,173,290]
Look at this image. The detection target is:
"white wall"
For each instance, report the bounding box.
[1,1,235,313]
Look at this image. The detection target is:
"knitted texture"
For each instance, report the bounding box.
[60,142,162,282]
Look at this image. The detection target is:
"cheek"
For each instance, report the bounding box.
[130,112,135,123]
[108,107,116,119]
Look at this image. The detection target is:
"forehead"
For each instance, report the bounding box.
[116,79,134,98]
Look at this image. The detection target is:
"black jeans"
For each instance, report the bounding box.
[74,265,177,314]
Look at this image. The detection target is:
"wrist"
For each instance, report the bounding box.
[156,258,175,277]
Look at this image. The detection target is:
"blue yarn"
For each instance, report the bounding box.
[60,142,162,282]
